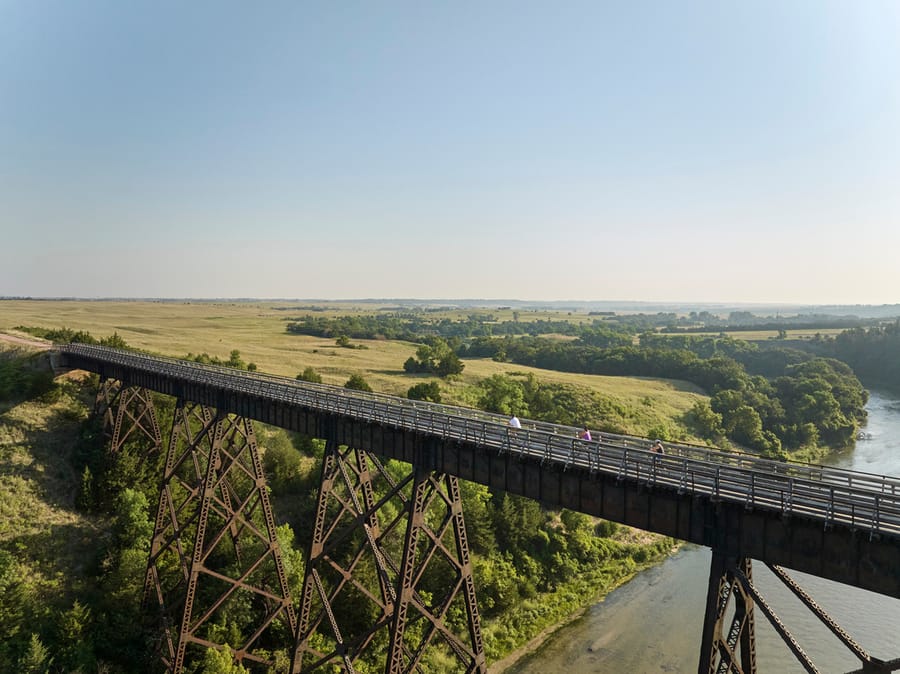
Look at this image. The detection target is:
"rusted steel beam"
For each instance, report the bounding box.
[699,553,756,674]
[767,563,900,672]
[731,564,818,673]
[95,377,162,457]
[141,400,295,672]
[293,441,485,673]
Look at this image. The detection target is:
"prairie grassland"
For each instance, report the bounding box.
[0,299,707,437]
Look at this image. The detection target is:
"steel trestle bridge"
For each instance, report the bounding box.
[57,344,900,673]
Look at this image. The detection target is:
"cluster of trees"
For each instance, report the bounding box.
[286,313,635,342]
[16,325,129,349]
[403,337,464,377]
[183,349,257,371]
[658,311,872,333]
[458,334,867,454]
[474,372,630,432]
[825,321,900,394]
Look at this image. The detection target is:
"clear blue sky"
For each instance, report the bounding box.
[2,1,899,303]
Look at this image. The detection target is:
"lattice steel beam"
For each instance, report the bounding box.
[95,377,162,456]
[699,553,756,674]
[143,401,296,672]
[700,554,900,674]
[293,441,486,673]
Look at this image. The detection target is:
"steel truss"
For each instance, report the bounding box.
[95,377,162,456]
[142,398,297,672]
[700,552,900,674]
[292,440,486,673]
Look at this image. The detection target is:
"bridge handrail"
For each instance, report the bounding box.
[58,344,900,536]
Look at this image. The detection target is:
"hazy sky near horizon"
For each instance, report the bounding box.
[2,1,899,304]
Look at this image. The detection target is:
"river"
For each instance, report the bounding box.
[509,390,900,673]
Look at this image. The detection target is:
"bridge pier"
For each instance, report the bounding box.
[292,436,486,673]
[140,398,296,672]
[699,552,756,673]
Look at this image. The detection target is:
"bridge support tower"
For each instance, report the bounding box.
[136,397,297,672]
[292,436,486,673]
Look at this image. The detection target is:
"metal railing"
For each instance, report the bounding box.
[58,343,900,537]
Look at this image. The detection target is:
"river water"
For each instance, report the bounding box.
[510,390,900,673]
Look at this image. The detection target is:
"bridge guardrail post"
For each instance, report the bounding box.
[787,478,794,516]
[873,494,881,539]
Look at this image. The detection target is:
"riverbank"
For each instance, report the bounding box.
[509,389,900,673]
[486,538,680,672]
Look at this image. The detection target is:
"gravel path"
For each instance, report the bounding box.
[0,332,52,350]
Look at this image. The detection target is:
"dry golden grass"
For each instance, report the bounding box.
[0,299,708,437]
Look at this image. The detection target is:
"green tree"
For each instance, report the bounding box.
[77,465,94,511]
[407,381,442,402]
[19,634,52,674]
[436,351,465,377]
[687,400,725,442]
[201,645,250,674]
[112,488,152,551]
[55,600,95,672]
[478,374,528,416]
[344,374,373,392]
[296,366,323,383]
[99,331,129,348]
[263,431,306,494]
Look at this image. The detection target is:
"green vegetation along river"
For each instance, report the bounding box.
[509,390,900,673]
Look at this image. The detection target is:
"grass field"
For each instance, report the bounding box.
[0,299,708,438]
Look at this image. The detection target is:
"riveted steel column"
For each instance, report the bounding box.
[386,466,486,674]
[143,400,214,668]
[699,552,756,674]
[293,439,485,673]
[293,435,408,672]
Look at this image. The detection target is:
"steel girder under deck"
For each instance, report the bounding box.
[292,439,486,673]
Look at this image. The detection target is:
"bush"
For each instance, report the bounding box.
[296,367,322,384]
[407,381,442,402]
[344,374,372,392]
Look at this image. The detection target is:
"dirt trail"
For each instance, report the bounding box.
[0,331,52,350]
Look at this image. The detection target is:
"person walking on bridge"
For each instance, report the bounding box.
[578,425,592,441]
